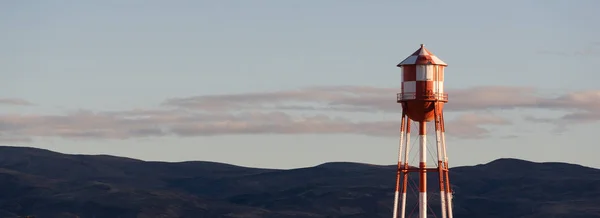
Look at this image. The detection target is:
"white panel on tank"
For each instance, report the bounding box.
[439,67,444,81]
[416,65,434,81]
[401,67,407,82]
[416,65,426,81]
[427,65,434,80]
[403,81,416,93]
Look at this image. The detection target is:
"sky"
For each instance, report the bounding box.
[1,0,600,169]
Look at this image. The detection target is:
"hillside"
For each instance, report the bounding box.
[0,146,598,218]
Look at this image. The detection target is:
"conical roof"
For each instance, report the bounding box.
[397,44,447,66]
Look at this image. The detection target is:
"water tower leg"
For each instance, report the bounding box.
[419,121,427,218]
[393,113,407,218]
[434,107,448,218]
[400,121,411,218]
[441,113,454,218]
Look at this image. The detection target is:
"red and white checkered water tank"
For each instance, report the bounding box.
[396,44,448,122]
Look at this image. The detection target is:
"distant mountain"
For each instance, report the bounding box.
[0,146,598,218]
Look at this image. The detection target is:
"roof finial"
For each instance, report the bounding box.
[420,44,424,48]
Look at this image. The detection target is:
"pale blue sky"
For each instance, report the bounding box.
[1,1,599,169]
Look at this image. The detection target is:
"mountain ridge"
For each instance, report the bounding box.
[5,145,596,171]
[0,145,597,218]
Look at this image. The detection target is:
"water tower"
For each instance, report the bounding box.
[391,44,454,218]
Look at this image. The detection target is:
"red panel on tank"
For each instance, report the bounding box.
[402,66,416,81]
[415,81,434,96]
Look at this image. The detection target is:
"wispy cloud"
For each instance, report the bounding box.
[0,98,34,106]
[161,86,398,113]
[0,109,507,142]
[537,42,600,57]
[0,136,33,144]
[0,86,598,143]
[163,86,600,115]
[525,90,600,125]
[446,113,511,139]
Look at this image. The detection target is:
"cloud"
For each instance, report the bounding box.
[161,86,398,113]
[538,90,600,111]
[0,134,32,144]
[537,42,600,57]
[163,86,600,116]
[0,86,598,143]
[0,109,508,143]
[164,85,541,113]
[0,98,34,106]
[445,113,511,139]
[525,90,600,125]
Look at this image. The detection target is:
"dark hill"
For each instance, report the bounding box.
[0,146,598,218]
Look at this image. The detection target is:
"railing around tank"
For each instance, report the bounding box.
[397,92,448,102]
